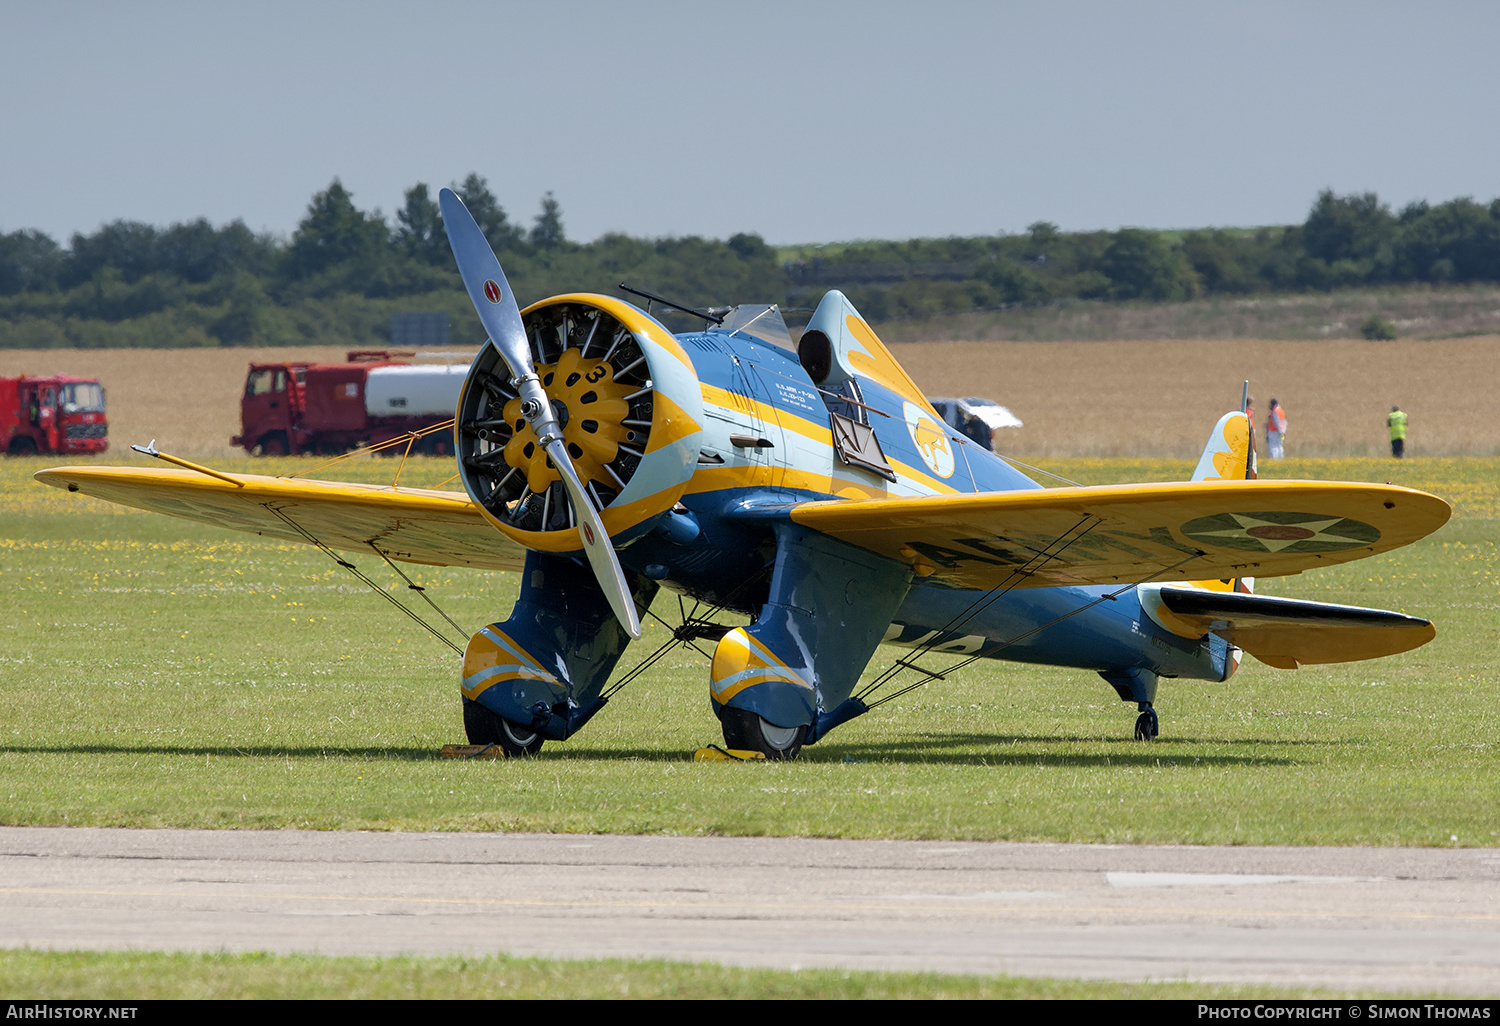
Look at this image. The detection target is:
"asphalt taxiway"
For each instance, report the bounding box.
[2,827,1497,993]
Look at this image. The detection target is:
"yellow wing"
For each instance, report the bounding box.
[790,480,1450,589]
[35,466,525,571]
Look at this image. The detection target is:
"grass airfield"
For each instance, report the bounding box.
[0,950,1365,1001]
[3,453,1497,997]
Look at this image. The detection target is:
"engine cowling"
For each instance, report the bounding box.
[455,294,704,553]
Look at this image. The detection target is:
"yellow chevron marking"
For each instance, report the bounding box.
[696,384,958,496]
[709,628,811,703]
[461,627,559,700]
[843,315,942,421]
[645,389,702,455]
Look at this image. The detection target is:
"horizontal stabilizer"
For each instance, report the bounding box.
[790,479,1450,590]
[1150,586,1436,668]
[35,466,524,571]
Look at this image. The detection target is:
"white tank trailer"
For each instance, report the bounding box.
[363,364,468,418]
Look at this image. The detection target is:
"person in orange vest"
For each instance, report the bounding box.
[1266,398,1286,459]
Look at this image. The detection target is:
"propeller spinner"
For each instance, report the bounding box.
[440,188,642,639]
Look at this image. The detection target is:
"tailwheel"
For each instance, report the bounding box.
[456,302,654,533]
[462,698,544,757]
[1134,704,1159,742]
[719,706,807,761]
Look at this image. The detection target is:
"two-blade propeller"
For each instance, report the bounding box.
[439,188,642,640]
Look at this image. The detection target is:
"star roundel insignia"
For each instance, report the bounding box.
[483,279,502,304]
[1179,511,1380,553]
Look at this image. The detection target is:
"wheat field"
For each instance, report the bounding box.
[2,335,1496,459]
[894,335,1500,458]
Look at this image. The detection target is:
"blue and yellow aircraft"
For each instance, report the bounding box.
[36,191,1451,758]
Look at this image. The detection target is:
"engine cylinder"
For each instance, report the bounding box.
[455,294,704,552]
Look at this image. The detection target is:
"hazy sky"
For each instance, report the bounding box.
[4,1,1498,246]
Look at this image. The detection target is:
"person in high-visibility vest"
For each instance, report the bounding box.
[1388,406,1408,458]
[1266,398,1286,459]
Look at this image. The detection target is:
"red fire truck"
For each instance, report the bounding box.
[1,374,110,456]
[232,351,467,456]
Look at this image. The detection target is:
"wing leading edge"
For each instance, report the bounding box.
[790,480,1450,589]
[34,466,525,571]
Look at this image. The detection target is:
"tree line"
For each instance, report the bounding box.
[793,191,1500,322]
[2,180,1499,348]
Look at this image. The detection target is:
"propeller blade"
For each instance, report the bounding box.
[544,438,642,638]
[438,188,529,375]
[440,188,642,640]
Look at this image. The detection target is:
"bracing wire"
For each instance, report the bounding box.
[858,522,1206,705]
[281,418,458,482]
[857,549,1205,711]
[864,549,1200,708]
[600,602,707,700]
[855,514,1101,701]
[366,542,472,641]
[263,504,466,656]
[994,454,1084,487]
[600,563,774,700]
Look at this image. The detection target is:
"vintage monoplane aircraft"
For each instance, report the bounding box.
[37,190,1451,758]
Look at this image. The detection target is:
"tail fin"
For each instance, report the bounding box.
[1148,407,1251,673]
[800,290,942,419]
[1149,395,1271,678]
[1187,407,1256,602]
[1191,410,1254,483]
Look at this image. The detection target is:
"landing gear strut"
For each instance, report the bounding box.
[1134,703,1159,741]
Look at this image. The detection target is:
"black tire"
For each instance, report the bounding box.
[7,436,38,456]
[259,432,289,457]
[462,698,544,757]
[720,706,806,761]
[1134,707,1160,741]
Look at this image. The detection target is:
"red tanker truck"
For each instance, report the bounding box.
[1,374,109,456]
[232,350,468,456]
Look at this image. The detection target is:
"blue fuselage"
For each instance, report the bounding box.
[614,326,1234,696]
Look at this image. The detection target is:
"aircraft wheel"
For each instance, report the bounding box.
[720,707,806,761]
[1134,706,1159,742]
[462,698,544,757]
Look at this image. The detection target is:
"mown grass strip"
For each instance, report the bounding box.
[0,949,1410,1000]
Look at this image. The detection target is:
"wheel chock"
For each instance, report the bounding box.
[693,745,767,762]
[440,743,505,759]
